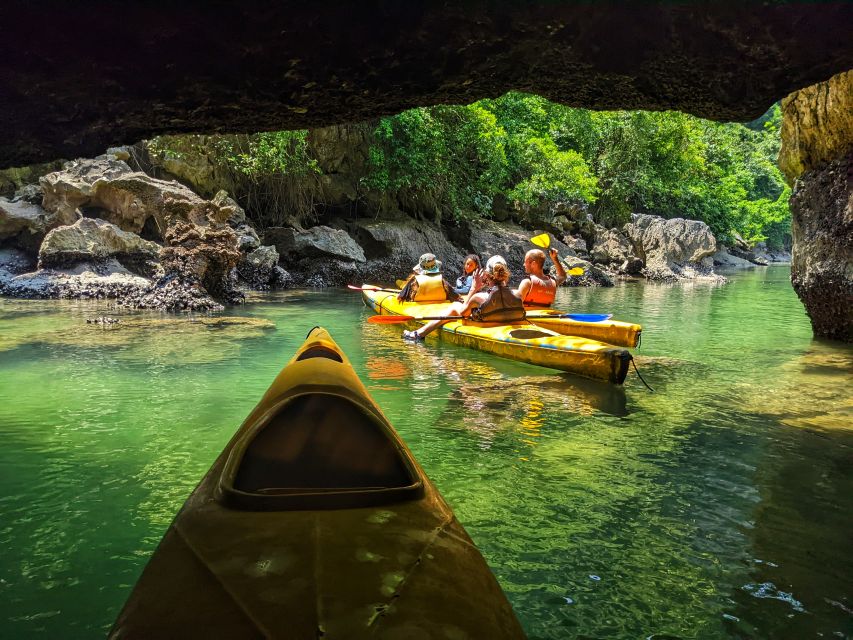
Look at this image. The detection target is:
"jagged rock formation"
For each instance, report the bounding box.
[38,218,161,276]
[154,222,242,305]
[237,245,289,290]
[591,226,640,274]
[0,196,77,252]
[40,156,234,238]
[624,214,718,281]
[780,70,853,342]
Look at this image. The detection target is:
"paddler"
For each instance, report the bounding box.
[514,248,567,308]
[398,253,457,303]
[453,254,483,296]
[403,255,525,341]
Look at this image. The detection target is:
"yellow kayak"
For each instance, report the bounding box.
[523,310,641,348]
[363,288,631,384]
[383,283,641,348]
[110,328,524,639]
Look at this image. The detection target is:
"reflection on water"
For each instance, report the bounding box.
[1,267,852,639]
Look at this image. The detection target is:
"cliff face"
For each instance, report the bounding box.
[779,71,853,184]
[780,71,853,342]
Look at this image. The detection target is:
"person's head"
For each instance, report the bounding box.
[463,254,481,275]
[413,253,441,275]
[485,255,510,284]
[524,249,546,273]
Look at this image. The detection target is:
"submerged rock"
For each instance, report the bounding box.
[3,314,276,364]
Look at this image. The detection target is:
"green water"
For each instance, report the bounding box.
[1,266,850,639]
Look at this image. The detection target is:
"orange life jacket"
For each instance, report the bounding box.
[523,274,556,307]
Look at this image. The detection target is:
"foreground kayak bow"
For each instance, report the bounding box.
[110,327,524,639]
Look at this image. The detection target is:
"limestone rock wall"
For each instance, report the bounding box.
[779,71,853,183]
[780,70,853,341]
[789,155,852,342]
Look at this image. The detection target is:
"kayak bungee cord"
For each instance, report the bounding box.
[630,356,654,392]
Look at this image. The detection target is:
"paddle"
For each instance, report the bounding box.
[368,312,613,324]
[537,313,613,322]
[531,234,585,277]
[347,284,399,292]
[368,314,459,324]
[531,233,551,248]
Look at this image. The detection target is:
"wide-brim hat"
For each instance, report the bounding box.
[415,253,441,274]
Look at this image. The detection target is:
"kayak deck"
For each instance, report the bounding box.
[111,328,525,639]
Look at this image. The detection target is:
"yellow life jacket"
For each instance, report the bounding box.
[412,274,448,302]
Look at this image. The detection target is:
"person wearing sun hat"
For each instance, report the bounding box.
[403,253,524,341]
[412,253,442,275]
[397,253,456,303]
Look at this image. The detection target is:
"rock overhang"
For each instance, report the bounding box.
[2,1,852,167]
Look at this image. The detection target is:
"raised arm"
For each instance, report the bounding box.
[549,248,567,285]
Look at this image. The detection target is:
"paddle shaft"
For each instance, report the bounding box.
[368,312,611,324]
[347,285,399,293]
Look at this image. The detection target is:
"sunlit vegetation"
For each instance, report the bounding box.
[150,94,790,249]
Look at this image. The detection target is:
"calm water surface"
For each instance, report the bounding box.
[0,266,850,639]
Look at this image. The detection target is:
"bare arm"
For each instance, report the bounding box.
[513,277,532,302]
[549,249,567,285]
[464,269,485,306]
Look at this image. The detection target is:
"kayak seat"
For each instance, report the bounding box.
[508,329,554,340]
[234,394,414,494]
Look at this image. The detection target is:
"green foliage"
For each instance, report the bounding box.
[506,137,598,206]
[148,132,321,228]
[363,105,508,222]
[224,131,319,178]
[361,92,789,247]
[151,93,790,248]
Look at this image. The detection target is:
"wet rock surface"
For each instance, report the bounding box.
[781,70,852,342]
[237,245,287,290]
[0,259,154,301]
[789,155,852,342]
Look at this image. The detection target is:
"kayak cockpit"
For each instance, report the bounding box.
[217,392,424,511]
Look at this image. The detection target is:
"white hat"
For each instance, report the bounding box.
[485,255,507,274]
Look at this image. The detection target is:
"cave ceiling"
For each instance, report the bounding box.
[1,1,852,167]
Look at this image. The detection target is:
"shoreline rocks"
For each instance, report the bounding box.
[1,149,748,310]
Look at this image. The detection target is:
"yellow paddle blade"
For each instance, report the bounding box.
[568,267,585,276]
[530,233,550,248]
